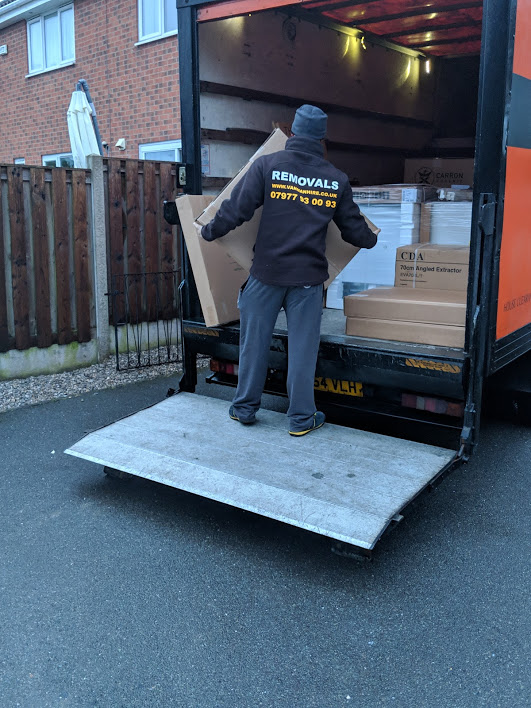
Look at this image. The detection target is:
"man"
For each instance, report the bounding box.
[200,105,377,436]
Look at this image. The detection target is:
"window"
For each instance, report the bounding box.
[27,4,75,75]
[139,140,182,161]
[14,158,25,165]
[138,0,178,43]
[42,153,74,168]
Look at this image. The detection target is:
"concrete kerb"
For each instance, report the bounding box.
[0,321,181,380]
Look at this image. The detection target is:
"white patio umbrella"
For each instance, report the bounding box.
[67,87,102,168]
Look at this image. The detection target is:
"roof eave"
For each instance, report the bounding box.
[0,0,67,30]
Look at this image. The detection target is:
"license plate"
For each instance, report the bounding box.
[314,377,363,397]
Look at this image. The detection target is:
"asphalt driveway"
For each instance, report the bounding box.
[0,373,529,707]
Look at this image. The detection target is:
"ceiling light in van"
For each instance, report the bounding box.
[342,36,350,59]
[225,16,245,35]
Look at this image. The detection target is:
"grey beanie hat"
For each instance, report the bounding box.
[291,104,327,140]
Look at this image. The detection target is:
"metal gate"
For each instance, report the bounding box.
[110,270,182,371]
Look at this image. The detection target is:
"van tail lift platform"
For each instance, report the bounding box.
[65,393,459,555]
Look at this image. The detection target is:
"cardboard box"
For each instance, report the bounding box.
[176,194,248,327]
[344,287,466,326]
[419,201,472,245]
[345,316,465,348]
[352,184,438,204]
[404,158,474,189]
[195,129,379,288]
[395,244,470,291]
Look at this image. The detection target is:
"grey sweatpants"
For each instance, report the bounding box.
[232,275,323,432]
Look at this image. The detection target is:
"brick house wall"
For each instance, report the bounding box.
[0,0,181,164]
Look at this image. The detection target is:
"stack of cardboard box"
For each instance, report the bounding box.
[344,288,467,347]
[404,158,474,247]
[326,184,438,308]
[344,243,470,347]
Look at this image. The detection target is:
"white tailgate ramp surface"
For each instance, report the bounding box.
[65,393,455,550]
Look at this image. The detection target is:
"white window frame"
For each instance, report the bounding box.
[14,158,26,165]
[137,0,178,45]
[26,3,75,77]
[139,140,182,161]
[42,152,74,167]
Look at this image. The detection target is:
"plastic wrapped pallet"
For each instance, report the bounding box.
[420,201,473,245]
[326,185,434,309]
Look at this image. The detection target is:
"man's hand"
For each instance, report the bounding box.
[194,222,206,241]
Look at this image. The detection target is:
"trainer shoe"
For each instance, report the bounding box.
[229,405,256,425]
[289,411,326,437]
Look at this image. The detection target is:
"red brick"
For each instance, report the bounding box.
[0,0,181,163]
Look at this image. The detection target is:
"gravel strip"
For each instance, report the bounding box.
[0,351,209,414]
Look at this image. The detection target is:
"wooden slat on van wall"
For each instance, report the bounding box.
[199,80,433,128]
[7,166,30,350]
[30,168,52,348]
[52,169,72,346]
[143,161,159,320]
[72,171,91,343]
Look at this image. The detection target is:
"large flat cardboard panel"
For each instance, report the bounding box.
[395,244,470,291]
[346,316,465,348]
[344,287,466,326]
[195,129,379,288]
[404,159,474,188]
[196,129,288,228]
[176,195,248,327]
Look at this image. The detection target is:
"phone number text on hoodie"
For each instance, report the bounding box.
[270,191,337,208]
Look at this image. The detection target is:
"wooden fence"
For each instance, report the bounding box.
[103,158,183,324]
[0,164,93,353]
[0,159,183,361]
